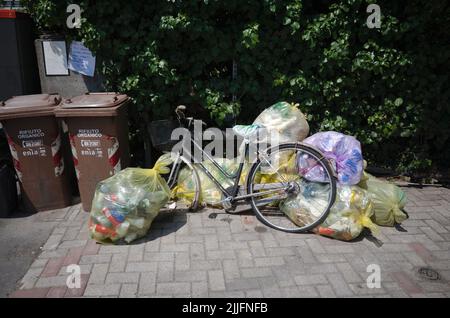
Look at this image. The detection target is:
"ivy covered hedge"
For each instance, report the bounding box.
[22,0,450,174]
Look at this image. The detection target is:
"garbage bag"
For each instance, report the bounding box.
[173,158,251,207]
[314,186,378,241]
[358,175,408,226]
[279,179,331,227]
[89,154,172,244]
[358,161,369,186]
[299,131,364,185]
[257,150,301,184]
[280,181,378,241]
[253,101,309,144]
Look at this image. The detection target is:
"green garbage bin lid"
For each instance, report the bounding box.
[0,93,61,120]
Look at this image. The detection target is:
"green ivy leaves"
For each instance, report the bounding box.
[22,0,450,173]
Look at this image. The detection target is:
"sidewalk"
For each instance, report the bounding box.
[8,185,450,298]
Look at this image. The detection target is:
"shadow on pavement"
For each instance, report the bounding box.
[128,209,188,245]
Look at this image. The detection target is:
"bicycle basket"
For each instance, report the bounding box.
[148,119,180,151]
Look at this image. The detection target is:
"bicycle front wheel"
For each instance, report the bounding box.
[246,143,337,233]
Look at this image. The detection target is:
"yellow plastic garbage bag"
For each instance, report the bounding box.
[174,158,251,207]
[89,154,172,244]
[280,181,378,241]
[258,150,300,184]
[358,175,408,226]
[253,101,309,144]
[314,186,378,241]
[280,179,331,227]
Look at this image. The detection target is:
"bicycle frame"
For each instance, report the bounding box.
[167,132,290,204]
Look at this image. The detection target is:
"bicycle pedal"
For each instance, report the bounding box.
[221,197,233,210]
[225,201,253,214]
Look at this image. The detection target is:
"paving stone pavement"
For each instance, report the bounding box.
[8,185,450,298]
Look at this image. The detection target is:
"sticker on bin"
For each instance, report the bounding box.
[5,134,23,182]
[81,140,100,147]
[69,133,81,180]
[22,139,43,148]
[51,133,65,177]
[81,148,103,157]
[107,136,121,175]
[23,147,47,157]
[80,138,103,158]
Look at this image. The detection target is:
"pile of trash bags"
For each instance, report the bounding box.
[286,129,408,240]
[263,106,407,241]
[89,154,172,244]
[173,101,408,242]
[88,101,408,244]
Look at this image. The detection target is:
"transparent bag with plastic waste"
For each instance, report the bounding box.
[280,181,378,241]
[279,179,331,227]
[314,186,378,241]
[89,154,172,244]
[358,174,408,226]
[253,101,309,144]
[299,131,364,185]
[256,150,301,184]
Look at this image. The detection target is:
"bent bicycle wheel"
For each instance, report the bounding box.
[246,143,337,233]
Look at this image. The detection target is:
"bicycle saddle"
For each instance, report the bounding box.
[232,124,267,139]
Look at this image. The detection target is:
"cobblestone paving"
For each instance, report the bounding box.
[8,185,450,298]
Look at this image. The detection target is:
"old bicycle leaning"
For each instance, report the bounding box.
[151,105,337,233]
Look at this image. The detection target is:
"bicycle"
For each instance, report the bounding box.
[157,105,337,233]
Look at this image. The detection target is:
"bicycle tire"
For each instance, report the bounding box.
[246,142,337,233]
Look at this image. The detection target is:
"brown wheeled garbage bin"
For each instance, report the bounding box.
[54,92,130,212]
[0,93,72,211]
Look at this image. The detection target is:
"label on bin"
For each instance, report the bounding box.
[23,147,47,157]
[18,129,45,139]
[80,139,103,158]
[16,129,47,157]
[81,139,100,147]
[81,148,103,157]
[76,129,104,158]
[22,139,43,148]
[77,129,102,138]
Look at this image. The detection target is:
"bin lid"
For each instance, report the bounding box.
[61,92,128,108]
[0,94,62,120]
[55,92,129,117]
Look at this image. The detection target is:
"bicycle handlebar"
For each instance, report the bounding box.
[175,104,208,129]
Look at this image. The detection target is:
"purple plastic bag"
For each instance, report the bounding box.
[298,131,364,185]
